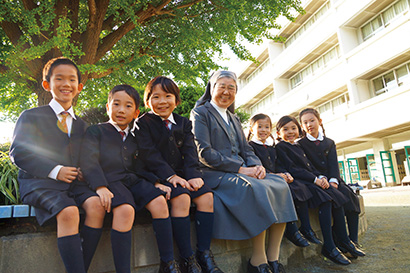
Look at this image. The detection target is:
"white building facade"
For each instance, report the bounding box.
[235,0,410,186]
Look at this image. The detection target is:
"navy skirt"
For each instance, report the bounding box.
[297,179,348,209]
[338,181,361,213]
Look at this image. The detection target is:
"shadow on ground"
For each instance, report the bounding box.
[285,205,410,273]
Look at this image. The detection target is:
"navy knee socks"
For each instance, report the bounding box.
[81,225,103,271]
[345,210,359,243]
[332,206,351,244]
[295,200,312,232]
[152,217,174,262]
[111,229,132,273]
[286,221,299,234]
[171,216,193,258]
[318,201,336,251]
[57,233,86,273]
[195,211,214,252]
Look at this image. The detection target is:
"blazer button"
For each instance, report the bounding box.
[321,161,325,165]
[123,146,127,150]
[169,136,174,141]
[307,163,310,167]
[303,154,306,157]
[124,157,128,161]
[267,156,271,160]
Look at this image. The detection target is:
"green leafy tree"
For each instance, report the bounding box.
[0,0,301,119]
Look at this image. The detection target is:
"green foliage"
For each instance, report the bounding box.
[1,0,302,121]
[0,142,11,153]
[0,151,20,205]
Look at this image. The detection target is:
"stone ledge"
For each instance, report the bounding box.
[0,195,366,273]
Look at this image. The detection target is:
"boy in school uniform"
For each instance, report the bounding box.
[80,84,145,273]
[9,57,105,273]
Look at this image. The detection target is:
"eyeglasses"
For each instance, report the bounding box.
[215,83,236,93]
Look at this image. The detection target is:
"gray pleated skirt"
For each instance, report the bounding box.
[211,173,297,240]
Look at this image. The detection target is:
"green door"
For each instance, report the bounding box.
[366,154,377,180]
[338,161,346,181]
[405,146,410,175]
[380,151,396,183]
[347,158,360,184]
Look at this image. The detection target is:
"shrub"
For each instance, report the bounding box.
[0,151,20,205]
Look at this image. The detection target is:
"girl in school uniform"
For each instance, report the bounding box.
[298,108,364,252]
[136,76,222,273]
[247,113,314,248]
[275,115,365,265]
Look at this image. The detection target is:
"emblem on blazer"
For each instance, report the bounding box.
[134,149,139,158]
[324,150,329,156]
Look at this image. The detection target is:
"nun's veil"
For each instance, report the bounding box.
[194,70,237,113]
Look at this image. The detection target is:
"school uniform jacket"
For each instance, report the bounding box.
[135,112,202,181]
[298,136,360,212]
[249,141,287,174]
[190,102,261,189]
[298,137,343,183]
[275,140,321,182]
[80,122,158,190]
[9,106,87,199]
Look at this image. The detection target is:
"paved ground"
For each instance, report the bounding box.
[286,186,410,273]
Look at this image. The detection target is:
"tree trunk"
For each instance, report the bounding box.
[37,88,53,106]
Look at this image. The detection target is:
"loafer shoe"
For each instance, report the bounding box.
[268,260,286,273]
[284,230,310,247]
[321,247,351,265]
[196,250,223,273]
[300,229,322,244]
[159,260,181,273]
[179,254,202,273]
[247,260,273,273]
[339,240,366,257]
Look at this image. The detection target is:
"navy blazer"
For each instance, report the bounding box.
[80,122,158,191]
[190,102,261,188]
[135,112,202,181]
[298,137,343,183]
[9,106,87,198]
[249,142,287,174]
[275,140,321,183]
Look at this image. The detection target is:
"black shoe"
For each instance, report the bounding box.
[300,229,322,244]
[321,247,351,265]
[196,250,223,273]
[247,260,273,273]
[339,240,366,257]
[159,260,181,273]
[268,260,286,273]
[180,254,202,273]
[284,230,310,247]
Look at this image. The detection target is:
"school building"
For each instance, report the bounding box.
[235,0,410,187]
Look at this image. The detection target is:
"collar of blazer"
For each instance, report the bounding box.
[204,101,242,142]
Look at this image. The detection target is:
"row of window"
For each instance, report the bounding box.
[284,2,330,48]
[318,93,349,117]
[290,45,340,89]
[250,92,275,116]
[243,58,270,85]
[361,0,409,41]
[372,62,410,95]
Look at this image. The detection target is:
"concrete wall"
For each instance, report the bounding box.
[0,196,366,273]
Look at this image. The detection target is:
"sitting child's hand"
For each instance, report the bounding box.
[77,168,84,182]
[57,167,79,184]
[169,175,190,189]
[330,182,338,189]
[96,186,114,213]
[155,183,172,200]
[285,172,294,183]
[187,178,204,191]
[315,177,329,189]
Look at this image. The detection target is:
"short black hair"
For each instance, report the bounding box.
[276,115,302,140]
[43,57,81,83]
[144,76,181,108]
[108,84,140,108]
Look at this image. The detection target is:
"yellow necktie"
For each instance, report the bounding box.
[58,111,69,134]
